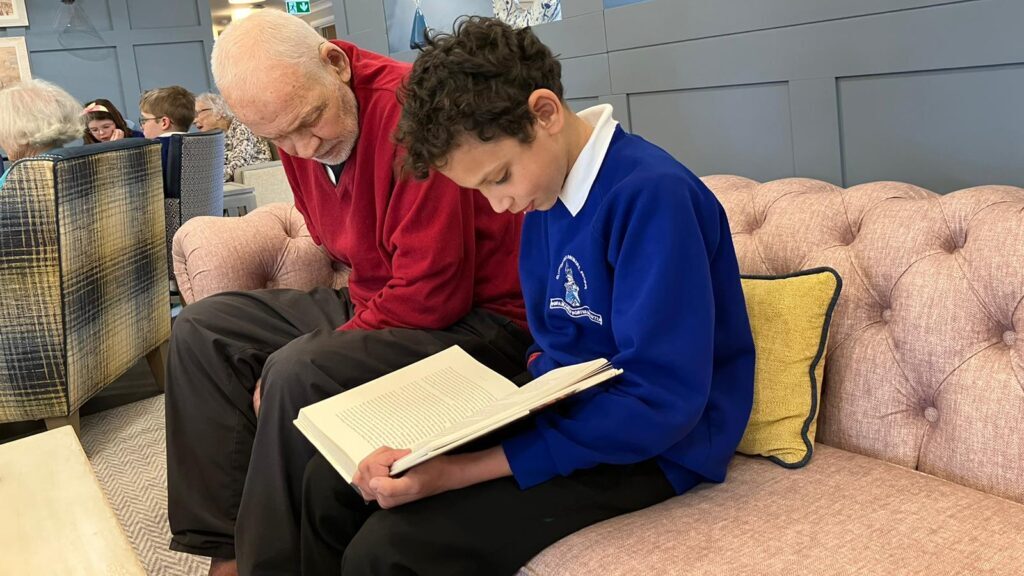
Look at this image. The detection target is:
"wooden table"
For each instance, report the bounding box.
[0,426,145,575]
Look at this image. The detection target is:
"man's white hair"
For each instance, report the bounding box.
[212,10,328,96]
[196,92,234,121]
[0,79,83,157]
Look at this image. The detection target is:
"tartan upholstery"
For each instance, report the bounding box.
[163,131,225,284]
[0,140,171,423]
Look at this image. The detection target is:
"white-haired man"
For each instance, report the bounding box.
[0,79,84,187]
[165,10,530,576]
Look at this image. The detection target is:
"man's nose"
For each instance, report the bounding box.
[274,135,297,157]
[294,136,322,158]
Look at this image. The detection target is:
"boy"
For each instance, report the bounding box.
[138,85,195,139]
[299,17,755,575]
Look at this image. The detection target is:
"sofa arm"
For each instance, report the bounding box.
[172,203,349,304]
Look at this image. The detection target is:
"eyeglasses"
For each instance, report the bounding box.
[195,108,212,115]
[138,116,163,125]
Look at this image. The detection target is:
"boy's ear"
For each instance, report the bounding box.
[528,89,565,136]
[321,42,352,84]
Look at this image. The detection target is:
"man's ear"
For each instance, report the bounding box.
[321,42,352,84]
[159,116,173,132]
[528,89,565,136]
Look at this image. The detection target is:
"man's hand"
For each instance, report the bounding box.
[253,378,262,417]
[352,446,412,503]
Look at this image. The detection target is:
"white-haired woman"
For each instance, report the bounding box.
[193,92,273,182]
[0,79,84,189]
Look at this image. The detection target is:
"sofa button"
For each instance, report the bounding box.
[1004,331,1017,346]
[882,309,893,323]
[924,407,939,423]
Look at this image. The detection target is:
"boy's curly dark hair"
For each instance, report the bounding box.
[395,16,563,180]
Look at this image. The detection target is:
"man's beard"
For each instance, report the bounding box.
[314,128,358,165]
[315,92,360,164]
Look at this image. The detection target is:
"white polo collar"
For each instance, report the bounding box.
[558,104,619,217]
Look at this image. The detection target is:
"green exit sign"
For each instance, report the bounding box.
[286,1,311,14]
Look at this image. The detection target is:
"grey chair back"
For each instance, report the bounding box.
[163,131,225,286]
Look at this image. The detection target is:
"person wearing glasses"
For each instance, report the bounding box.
[82,98,143,144]
[138,86,196,180]
[194,92,272,182]
[138,86,195,140]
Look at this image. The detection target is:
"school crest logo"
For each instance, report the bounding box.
[550,255,603,325]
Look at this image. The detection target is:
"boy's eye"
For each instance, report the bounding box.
[495,171,510,185]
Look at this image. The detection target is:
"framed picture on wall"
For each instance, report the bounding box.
[0,0,29,28]
[0,37,31,89]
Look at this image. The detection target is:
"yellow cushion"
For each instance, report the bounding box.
[737,268,842,467]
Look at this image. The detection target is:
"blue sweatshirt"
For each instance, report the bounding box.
[501,108,755,494]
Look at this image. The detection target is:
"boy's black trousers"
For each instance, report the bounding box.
[300,452,682,576]
[165,287,532,575]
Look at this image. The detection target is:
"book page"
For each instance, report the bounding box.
[294,415,360,483]
[296,346,518,476]
[397,358,608,454]
[334,367,499,448]
[389,365,623,476]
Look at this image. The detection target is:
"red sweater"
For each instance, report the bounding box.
[279,41,527,331]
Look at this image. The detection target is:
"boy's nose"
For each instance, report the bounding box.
[486,195,513,213]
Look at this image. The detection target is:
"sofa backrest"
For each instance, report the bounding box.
[0,140,170,422]
[706,175,1024,504]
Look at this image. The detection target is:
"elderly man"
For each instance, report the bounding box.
[0,79,84,187]
[165,10,530,576]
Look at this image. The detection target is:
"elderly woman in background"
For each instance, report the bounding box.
[193,92,273,182]
[0,79,84,189]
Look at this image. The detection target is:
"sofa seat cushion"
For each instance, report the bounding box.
[520,445,1024,575]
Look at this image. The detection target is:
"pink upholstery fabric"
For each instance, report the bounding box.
[521,445,1024,576]
[175,178,1024,573]
[171,203,348,304]
[707,176,1024,504]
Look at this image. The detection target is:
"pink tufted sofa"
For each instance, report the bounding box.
[172,203,348,304]
[172,177,1024,574]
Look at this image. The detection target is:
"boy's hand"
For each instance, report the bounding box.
[368,446,513,509]
[352,446,411,503]
[368,456,453,509]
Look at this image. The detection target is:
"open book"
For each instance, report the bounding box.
[294,346,621,482]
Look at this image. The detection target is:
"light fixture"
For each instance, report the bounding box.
[228,0,261,4]
[231,3,264,21]
[55,0,105,59]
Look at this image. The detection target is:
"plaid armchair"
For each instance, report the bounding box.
[162,131,225,291]
[0,140,171,431]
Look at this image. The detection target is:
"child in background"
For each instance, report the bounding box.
[138,86,195,139]
[83,98,142,143]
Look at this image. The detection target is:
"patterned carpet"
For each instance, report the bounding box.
[80,394,210,576]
